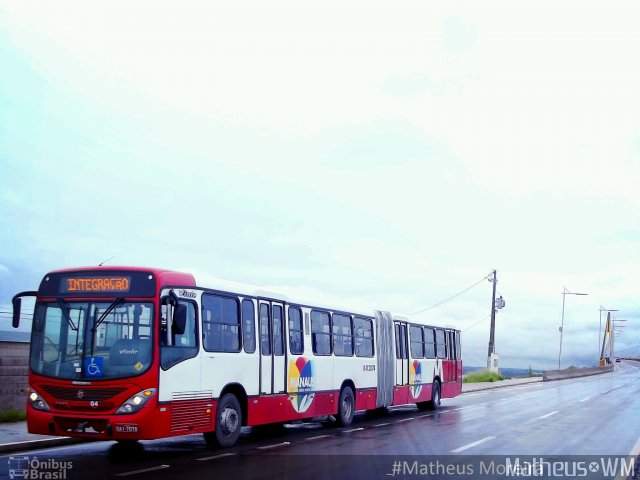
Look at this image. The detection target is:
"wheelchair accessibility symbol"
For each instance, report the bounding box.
[85,357,104,377]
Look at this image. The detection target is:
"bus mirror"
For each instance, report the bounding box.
[172,303,187,336]
[12,297,21,328]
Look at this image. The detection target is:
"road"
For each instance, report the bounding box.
[2,361,639,479]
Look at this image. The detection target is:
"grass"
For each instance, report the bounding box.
[463,370,510,383]
[0,410,26,423]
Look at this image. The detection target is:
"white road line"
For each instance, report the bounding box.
[373,422,391,427]
[397,418,414,423]
[343,427,364,432]
[196,453,236,461]
[538,411,559,420]
[305,434,333,441]
[579,397,591,402]
[451,436,495,453]
[115,465,170,477]
[257,441,290,450]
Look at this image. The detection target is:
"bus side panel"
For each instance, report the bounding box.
[332,356,376,411]
[442,380,462,398]
[392,385,409,405]
[308,352,334,415]
[247,394,308,425]
[355,388,377,411]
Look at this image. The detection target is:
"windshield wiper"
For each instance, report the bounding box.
[92,298,125,332]
[88,298,125,358]
[56,299,78,331]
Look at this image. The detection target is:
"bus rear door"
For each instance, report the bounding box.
[258,301,286,394]
[394,321,409,403]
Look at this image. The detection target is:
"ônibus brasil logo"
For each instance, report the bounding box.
[410,360,423,398]
[288,357,314,413]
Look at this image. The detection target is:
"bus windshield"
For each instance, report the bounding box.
[30,300,154,380]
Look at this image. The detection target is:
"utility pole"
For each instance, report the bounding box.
[487,270,504,372]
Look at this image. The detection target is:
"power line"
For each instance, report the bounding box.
[409,271,494,315]
[463,314,492,332]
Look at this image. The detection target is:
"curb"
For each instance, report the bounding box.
[461,377,543,393]
[543,365,614,381]
[0,437,88,455]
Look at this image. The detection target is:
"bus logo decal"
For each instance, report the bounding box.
[288,357,315,413]
[410,360,423,398]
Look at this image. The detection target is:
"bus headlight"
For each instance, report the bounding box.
[27,386,50,411]
[115,389,156,415]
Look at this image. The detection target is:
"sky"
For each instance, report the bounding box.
[0,1,638,369]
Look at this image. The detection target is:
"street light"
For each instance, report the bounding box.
[599,307,618,357]
[558,287,588,369]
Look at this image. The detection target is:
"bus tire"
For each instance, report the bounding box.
[428,380,441,410]
[336,386,355,427]
[206,393,242,448]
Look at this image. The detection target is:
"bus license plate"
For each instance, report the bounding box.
[114,424,138,433]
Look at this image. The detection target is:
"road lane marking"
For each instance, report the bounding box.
[196,453,236,461]
[305,434,333,441]
[343,427,364,432]
[451,436,496,453]
[373,423,391,427]
[257,441,290,450]
[397,417,415,423]
[115,465,170,477]
[538,411,559,420]
[579,397,590,402]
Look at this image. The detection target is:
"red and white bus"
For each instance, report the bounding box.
[12,266,462,448]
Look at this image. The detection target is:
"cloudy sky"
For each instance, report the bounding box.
[1,1,638,369]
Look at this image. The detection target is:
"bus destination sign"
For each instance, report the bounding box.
[62,276,131,293]
[38,270,156,298]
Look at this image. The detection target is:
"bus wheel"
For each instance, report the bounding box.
[336,386,355,427]
[205,393,242,448]
[428,381,441,410]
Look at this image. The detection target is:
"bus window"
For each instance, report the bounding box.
[332,314,353,356]
[202,294,240,353]
[273,305,284,356]
[242,299,256,354]
[311,310,331,356]
[410,325,424,358]
[288,307,303,355]
[354,317,374,357]
[259,304,271,355]
[435,329,446,358]
[161,300,197,370]
[448,331,456,360]
[424,327,436,358]
[455,331,461,360]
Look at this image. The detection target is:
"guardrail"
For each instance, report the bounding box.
[543,365,614,381]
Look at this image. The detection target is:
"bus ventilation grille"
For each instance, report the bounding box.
[170,391,214,433]
[42,385,126,401]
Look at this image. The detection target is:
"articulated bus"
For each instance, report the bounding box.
[12,266,462,448]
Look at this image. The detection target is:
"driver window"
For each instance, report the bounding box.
[160,300,198,369]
